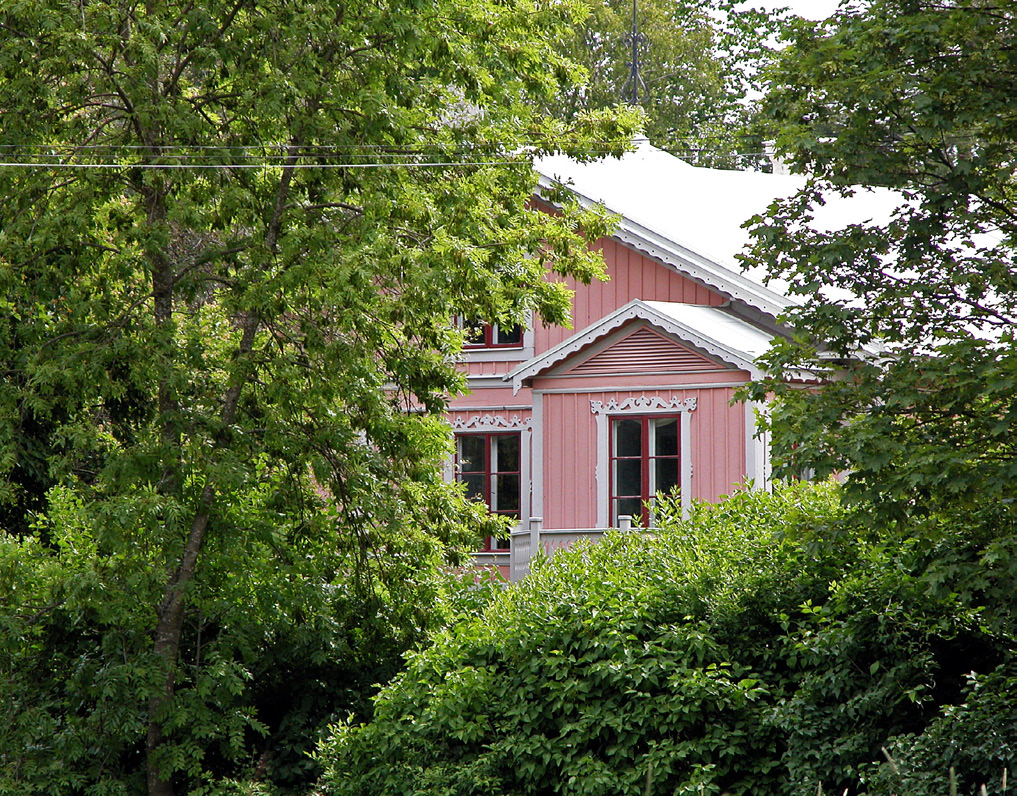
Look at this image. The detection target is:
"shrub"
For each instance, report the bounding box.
[316,481,1017,795]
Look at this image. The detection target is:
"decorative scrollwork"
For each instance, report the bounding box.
[590,395,698,415]
[450,414,531,430]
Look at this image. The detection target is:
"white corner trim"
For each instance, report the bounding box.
[591,394,698,524]
[530,391,544,520]
[451,414,532,430]
[744,399,772,492]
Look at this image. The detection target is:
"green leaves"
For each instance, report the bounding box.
[746,0,1017,518]
[0,0,636,793]
[319,481,1017,795]
[317,483,840,796]
[546,0,782,168]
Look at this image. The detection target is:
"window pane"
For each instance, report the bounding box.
[461,473,485,502]
[496,324,523,345]
[653,458,679,496]
[458,435,485,472]
[489,534,511,551]
[493,474,520,515]
[614,418,642,458]
[494,435,520,473]
[462,321,487,346]
[652,418,679,456]
[614,497,642,525]
[614,458,641,498]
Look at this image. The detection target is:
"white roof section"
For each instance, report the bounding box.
[642,301,775,361]
[507,299,776,393]
[534,138,901,317]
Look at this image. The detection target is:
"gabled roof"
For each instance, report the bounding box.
[507,299,775,393]
[534,138,901,318]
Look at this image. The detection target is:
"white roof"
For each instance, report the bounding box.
[642,301,775,360]
[508,299,776,393]
[534,138,901,314]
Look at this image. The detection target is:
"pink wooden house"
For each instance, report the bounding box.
[447,138,893,579]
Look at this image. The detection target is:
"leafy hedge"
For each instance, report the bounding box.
[316,482,1017,796]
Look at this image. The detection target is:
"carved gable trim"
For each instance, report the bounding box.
[451,414,532,430]
[590,395,698,415]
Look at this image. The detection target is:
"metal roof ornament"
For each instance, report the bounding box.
[623,0,647,106]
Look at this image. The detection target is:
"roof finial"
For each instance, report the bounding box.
[623,0,646,106]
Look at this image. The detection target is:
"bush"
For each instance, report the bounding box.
[316,482,1017,796]
[0,519,479,796]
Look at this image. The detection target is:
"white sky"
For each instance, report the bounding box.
[749,0,843,20]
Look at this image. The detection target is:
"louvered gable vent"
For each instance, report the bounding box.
[568,326,721,375]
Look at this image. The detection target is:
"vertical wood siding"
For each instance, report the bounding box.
[541,385,747,529]
[689,386,749,502]
[536,237,726,354]
[448,385,530,411]
[455,227,756,531]
[462,358,528,378]
[541,391,599,528]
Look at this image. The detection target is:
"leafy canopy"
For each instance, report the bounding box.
[0,1,639,794]
[742,0,1017,518]
[546,0,784,168]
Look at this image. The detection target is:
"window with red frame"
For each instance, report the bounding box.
[455,432,521,550]
[462,321,523,348]
[610,415,679,527]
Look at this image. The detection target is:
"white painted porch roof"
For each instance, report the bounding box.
[534,138,901,318]
[507,299,775,393]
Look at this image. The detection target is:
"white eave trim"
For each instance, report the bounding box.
[507,299,769,393]
[534,174,795,320]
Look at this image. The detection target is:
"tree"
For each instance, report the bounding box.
[742,0,1017,519]
[546,0,783,168]
[0,1,639,794]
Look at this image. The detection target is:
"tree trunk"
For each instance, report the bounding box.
[145,316,259,796]
[143,150,297,795]
[146,487,214,796]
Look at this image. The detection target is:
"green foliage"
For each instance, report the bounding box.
[317,482,1017,795]
[739,18,1017,789]
[546,0,783,168]
[862,664,1017,795]
[742,0,1017,518]
[0,486,460,795]
[0,1,639,793]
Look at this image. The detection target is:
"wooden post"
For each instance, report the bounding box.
[529,516,543,562]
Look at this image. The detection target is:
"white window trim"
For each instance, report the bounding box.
[591,396,698,525]
[448,415,532,532]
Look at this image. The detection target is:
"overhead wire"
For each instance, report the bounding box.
[0,142,608,169]
[3,132,1006,170]
[0,160,528,170]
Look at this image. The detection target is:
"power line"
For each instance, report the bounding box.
[0,141,633,169]
[0,159,527,170]
[0,146,522,158]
